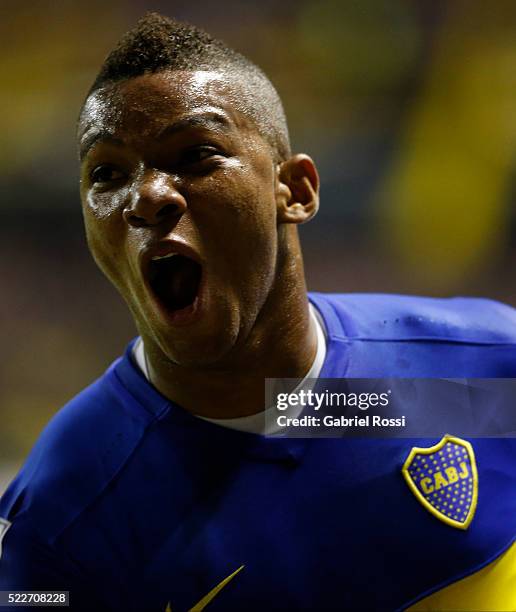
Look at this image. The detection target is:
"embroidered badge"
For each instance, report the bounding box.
[0,518,11,560]
[402,435,478,529]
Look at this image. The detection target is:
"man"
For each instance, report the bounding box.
[0,13,515,611]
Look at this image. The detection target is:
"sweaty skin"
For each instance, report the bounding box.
[78,70,319,418]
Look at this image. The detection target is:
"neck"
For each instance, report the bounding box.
[141,230,317,418]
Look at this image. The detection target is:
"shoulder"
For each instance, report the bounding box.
[310,293,516,376]
[0,352,156,543]
[310,292,516,344]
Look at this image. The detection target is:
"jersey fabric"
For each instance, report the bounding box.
[0,293,515,612]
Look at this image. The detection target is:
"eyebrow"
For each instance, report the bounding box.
[156,112,233,140]
[79,132,124,161]
[79,112,233,161]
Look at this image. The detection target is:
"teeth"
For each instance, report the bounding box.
[151,253,178,261]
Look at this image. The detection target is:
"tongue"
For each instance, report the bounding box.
[151,256,201,311]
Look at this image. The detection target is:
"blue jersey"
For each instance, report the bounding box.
[1,294,515,611]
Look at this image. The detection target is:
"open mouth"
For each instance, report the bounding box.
[148,253,202,314]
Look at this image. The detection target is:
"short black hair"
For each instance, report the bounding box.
[84,12,291,161]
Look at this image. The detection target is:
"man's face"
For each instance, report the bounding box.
[79,70,285,366]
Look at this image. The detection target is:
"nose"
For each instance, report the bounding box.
[123,170,187,227]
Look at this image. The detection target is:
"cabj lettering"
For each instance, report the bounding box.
[419,461,470,494]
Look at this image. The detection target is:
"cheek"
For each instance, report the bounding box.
[198,167,275,231]
[233,168,277,258]
[190,167,278,290]
[82,183,129,221]
[82,203,128,287]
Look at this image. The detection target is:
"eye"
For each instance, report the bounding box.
[180,145,221,166]
[90,164,125,185]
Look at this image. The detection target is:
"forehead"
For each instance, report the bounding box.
[78,70,256,148]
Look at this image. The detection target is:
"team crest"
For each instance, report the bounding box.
[402,435,478,529]
[0,518,11,560]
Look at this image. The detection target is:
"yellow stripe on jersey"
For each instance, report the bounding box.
[189,565,244,612]
[163,565,244,612]
[409,541,516,611]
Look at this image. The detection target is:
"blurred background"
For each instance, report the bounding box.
[1,0,516,490]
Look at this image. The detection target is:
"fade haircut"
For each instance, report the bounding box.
[84,12,291,161]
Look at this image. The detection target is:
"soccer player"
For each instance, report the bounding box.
[1,13,515,612]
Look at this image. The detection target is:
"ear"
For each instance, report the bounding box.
[276,154,319,224]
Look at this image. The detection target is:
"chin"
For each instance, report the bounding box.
[134,283,250,369]
[140,299,240,367]
[160,327,240,368]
